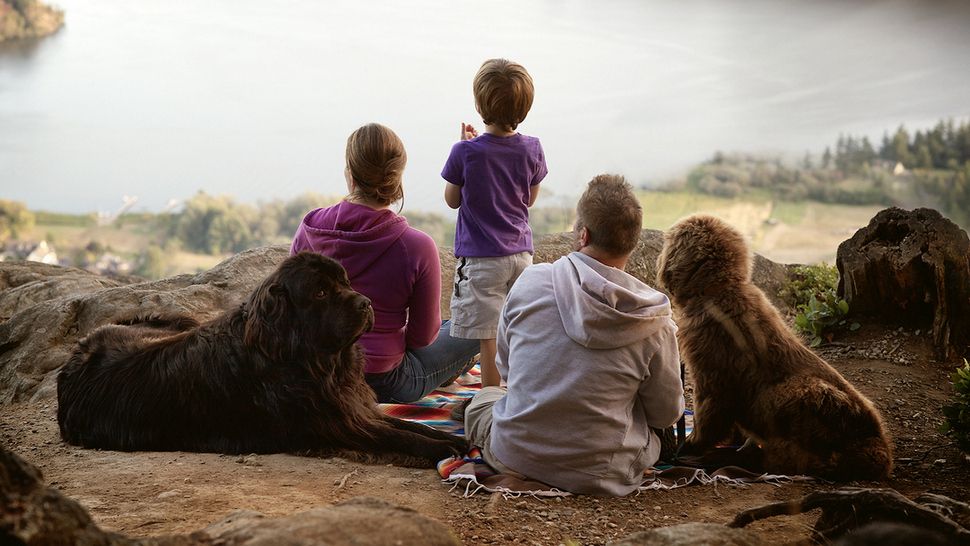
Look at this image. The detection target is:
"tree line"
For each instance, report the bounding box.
[678,118,970,227]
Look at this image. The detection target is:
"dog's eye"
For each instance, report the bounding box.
[315,290,328,300]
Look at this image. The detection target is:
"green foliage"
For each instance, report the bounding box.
[171,192,257,254]
[783,264,859,347]
[675,118,970,217]
[0,199,35,241]
[134,245,168,279]
[33,210,96,227]
[941,359,970,454]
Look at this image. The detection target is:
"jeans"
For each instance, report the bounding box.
[366,320,480,404]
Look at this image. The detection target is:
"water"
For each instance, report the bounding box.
[1,0,969,215]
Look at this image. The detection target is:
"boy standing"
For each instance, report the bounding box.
[442,58,548,387]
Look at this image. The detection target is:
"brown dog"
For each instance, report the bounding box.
[656,215,892,480]
[57,252,466,466]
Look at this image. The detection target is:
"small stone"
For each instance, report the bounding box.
[157,490,180,499]
[183,478,192,484]
[653,505,662,511]
[934,459,946,465]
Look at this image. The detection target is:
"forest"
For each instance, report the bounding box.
[678,118,970,226]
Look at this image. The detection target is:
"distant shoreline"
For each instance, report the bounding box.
[0,0,64,42]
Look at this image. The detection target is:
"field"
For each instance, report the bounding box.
[636,191,884,264]
[22,215,224,277]
[17,194,887,280]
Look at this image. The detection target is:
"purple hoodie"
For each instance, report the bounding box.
[290,200,441,374]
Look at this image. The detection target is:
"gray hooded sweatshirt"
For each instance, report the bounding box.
[490,251,685,496]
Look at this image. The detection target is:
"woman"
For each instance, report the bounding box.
[291,123,479,403]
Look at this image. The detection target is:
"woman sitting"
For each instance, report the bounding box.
[291,123,479,403]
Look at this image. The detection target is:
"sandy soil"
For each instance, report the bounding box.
[2,325,967,545]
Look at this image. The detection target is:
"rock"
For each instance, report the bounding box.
[198,497,459,545]
[611,522,765,545]
[0,261,128,320]
[1,233,793,403]
[0,246,290,403]
[1,443,458,545]
[836,207,970,361]
[0,444,139,546]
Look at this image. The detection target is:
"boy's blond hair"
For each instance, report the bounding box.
[473,59,534,131]
[576,174,643,256]
[345,123,406,206]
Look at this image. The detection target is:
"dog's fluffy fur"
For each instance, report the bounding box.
[57,252,466,465]
[656,215,893,480]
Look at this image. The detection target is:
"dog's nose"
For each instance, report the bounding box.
[356,295,371,310]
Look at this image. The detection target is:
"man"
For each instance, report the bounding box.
[463,174,685,496]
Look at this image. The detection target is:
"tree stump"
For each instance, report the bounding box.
[836,207,970,361]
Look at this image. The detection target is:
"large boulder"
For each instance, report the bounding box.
[0,232,793,404]
[440,229,793,316]
[0,246,289,404]
[836,207,970,361]
[0,262,127,321]
[0,444,458,545]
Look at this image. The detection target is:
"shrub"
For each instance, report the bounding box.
[942,359,970,454]
[783,264,860,347]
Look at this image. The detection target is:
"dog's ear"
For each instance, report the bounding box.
[244,278,296,362]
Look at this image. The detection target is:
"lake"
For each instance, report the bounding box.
[1,0,969,215]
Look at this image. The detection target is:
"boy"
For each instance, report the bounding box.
[441,58,548,387]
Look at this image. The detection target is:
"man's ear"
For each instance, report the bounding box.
[574,226,590,251]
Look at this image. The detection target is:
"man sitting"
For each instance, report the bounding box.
[462,174,685,496]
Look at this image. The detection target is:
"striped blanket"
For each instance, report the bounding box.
[378,364,482,437]
[378,367,808,496]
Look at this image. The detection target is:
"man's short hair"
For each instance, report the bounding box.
[473,59,534,131]
[576,174,642,256]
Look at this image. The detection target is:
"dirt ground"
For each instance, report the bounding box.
[2,324,968,545]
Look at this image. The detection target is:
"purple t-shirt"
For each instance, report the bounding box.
[441,132,548,257]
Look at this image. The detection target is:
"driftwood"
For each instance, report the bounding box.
[836,207,970,361]
[728,488,970,545]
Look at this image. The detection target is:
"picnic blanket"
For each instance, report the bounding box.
[378,364,482,437]
[435,448,813,498]
[378,364,812,497]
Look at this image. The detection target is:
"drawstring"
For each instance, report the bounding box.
[454,257,467,297]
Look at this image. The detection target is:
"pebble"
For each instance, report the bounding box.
[157,490,180,499]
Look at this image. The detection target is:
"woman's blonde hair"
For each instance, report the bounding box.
[345,123,406,206]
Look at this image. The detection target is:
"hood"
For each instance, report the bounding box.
[291,200,409,279]
[552,252,673,349]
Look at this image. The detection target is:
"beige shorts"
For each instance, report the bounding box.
[449,252,532,339]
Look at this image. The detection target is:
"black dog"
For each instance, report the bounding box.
[57,252,467,465]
